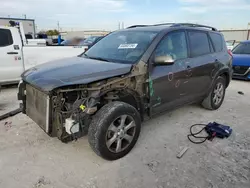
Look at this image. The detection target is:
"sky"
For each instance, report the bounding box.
[0,0,250,31]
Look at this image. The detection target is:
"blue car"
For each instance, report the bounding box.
[232,40,250,80]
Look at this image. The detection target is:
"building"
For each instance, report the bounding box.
[0,17,36,38]
[220,29,250,43]
[62,30,110,40]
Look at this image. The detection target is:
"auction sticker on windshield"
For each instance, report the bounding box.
[118,44,138,49]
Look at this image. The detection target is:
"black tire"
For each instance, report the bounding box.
[202,76,226,110]
[88,101,141,160]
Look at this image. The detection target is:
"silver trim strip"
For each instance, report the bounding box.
[46,96,50,133]
[233,67,250,76]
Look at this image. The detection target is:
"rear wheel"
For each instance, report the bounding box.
[88,101,141,160]
[202,76,226,110]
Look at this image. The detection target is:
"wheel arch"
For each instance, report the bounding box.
[214,68,231,88]
[101,88,144,120]
[218,70,230,88]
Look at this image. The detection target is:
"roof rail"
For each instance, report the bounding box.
[153,23,175,26]
[126,23,217,31]
[171,23,217,31]
[127,25,150,29]
[127,23,174,29]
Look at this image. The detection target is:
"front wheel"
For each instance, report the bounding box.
[202,76,226,110]
[88,102,141,160]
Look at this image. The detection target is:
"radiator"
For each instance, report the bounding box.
[26,84,50,133]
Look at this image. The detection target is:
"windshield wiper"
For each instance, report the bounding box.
[88,56,110,62]
[80,53,89,58]
[80,54,110,62]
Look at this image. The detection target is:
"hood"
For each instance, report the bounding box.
[232,54,250,66]
[22,57,132,92]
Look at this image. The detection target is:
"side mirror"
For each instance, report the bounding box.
[154,55,175,66]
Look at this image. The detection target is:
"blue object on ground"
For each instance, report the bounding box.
[187,122,233,144]
[205,122,233,139]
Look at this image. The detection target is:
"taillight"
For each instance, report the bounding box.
[228,49,233,57]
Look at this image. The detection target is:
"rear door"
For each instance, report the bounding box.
[209,32,228,76]
[0,28,23,84]
[186,30,215,97]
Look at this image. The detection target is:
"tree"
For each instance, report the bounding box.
[53,29,59,35]
[46,30,53,36]
[46,29,60,36]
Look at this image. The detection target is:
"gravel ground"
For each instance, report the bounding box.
[0,80,249,188]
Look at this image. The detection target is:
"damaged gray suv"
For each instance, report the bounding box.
[18,23,233,160]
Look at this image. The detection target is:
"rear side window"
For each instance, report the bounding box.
[210,32,223,52]
[188,31,210,57]
[0,29,13,47]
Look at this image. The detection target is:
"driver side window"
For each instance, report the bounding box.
[155,31,188,61]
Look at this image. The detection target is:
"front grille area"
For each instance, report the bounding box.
[26,84,50,133]
[233,66,249,75]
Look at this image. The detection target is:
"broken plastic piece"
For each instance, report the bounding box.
[176,147,189,159]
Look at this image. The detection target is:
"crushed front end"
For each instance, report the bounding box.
[17,56,149,143]
[18,81,99,142]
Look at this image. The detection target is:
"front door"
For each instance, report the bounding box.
[149,30,193,115]
[0,28,23,83]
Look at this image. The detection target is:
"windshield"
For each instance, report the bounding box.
[83,31,157,64]
[232,43,250,54]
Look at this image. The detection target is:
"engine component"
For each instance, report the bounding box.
[65,118,80,135]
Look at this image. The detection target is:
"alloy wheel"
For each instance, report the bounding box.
[106,115,136,153]
[213,82,224,106]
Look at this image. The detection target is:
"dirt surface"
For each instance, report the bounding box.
[0,80,249,188]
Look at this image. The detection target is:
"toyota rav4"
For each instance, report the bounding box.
[18,23,233,160]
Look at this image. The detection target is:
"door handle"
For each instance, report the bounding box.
[7,52,18,55]
[186,65,192,77]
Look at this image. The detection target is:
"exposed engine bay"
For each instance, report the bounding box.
[51,89,100,142]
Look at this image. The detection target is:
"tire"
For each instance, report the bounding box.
[88,101,141,160]
[202,76,226,110]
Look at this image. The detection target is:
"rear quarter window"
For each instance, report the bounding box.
[188,31,211,57]
[209,32,223,52]
[0,28,13,47]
